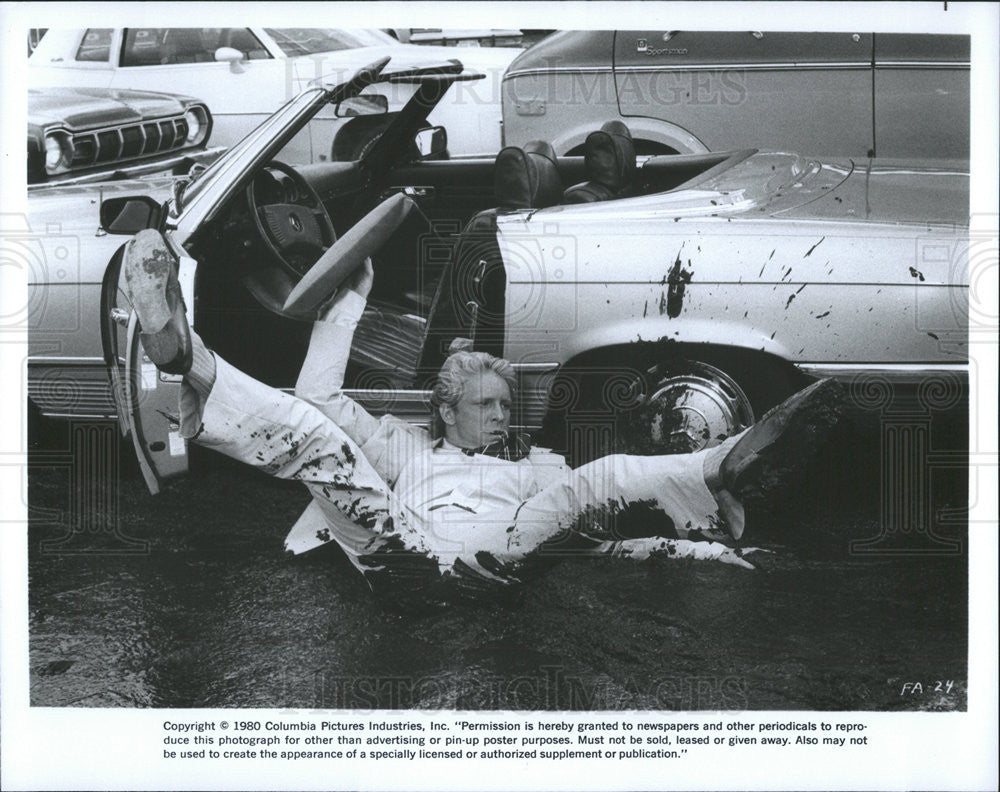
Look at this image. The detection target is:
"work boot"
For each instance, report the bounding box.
[719,378,846,504]
[123,229,192,375]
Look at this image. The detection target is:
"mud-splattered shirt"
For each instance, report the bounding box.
[285,290,568,566]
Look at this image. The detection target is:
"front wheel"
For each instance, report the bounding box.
[541,349,802,466]
[615,360,755,455]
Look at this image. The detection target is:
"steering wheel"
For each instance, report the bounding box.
[246,160,337,278]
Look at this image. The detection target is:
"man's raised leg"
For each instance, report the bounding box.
[123,229,438,560]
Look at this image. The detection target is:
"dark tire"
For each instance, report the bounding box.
[541,347,803,466]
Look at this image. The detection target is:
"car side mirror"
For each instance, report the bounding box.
[414,126,448,159]
[100,196,163,234]
[214,46,246,74]
[334,95,389,117]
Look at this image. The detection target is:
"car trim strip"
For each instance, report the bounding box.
[28,356,106,365]
[797,362,968,381]
[504,60,969,82]
[616,62,873,72]
[875,61,971,69]
[506,281,969,288]
[510,362,561,372]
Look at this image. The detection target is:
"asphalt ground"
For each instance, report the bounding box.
[26,407,968,710]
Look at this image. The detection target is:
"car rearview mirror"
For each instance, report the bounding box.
[334,95,390,117]
[100,196,163,235]
[414,126,448,159]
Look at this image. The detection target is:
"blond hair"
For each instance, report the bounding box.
[430,349,516,439]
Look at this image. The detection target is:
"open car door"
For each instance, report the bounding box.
[101,236,195,494]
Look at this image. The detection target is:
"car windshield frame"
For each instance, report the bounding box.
[172,86,333,234]
[173,58,473,237]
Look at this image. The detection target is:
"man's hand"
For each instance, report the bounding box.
[345,257,374,299]
[316,258,374,323]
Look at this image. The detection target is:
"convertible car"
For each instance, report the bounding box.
[27,56,968,491]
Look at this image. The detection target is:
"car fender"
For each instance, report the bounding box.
[498,204,968,377]
[515,314,796,370]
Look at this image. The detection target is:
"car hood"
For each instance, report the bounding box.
[772,158,969,226]
[28,87,195,130]
[694,152,967,227]
[528,151,968,230]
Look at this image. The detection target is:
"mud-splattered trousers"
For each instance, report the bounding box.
[179,291,740,597]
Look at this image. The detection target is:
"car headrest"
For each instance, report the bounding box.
[585,120,636,193]
[494,139,563,209]
[164,29,207,61]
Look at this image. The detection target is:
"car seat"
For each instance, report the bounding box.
[426,140,563,363]
[493,139,564,209]
[562,120,636,203]
[162,29,211,64]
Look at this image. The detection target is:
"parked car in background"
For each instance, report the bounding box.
[24,174,179,426]
[52,56,967,491]
[29,27,520,162]
[28,86,220,184]
[387,28,524,47]
[502,31,970,159]
[25,85,220,425]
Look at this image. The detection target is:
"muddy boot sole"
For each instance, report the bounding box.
[123,229,192,375]
[721,378,847,504]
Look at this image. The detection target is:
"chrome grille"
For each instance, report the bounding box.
[120,125,143,157]
[69,116,190,170]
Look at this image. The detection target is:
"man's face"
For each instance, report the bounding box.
[441,370,512,449]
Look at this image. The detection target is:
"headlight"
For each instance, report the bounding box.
[183,106,209,146]
[44,131,71,174]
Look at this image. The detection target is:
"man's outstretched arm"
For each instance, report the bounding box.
[295,260,380,445]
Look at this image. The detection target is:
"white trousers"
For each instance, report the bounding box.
[184,356,736,590]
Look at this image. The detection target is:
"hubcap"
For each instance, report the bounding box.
[626,362,755,454]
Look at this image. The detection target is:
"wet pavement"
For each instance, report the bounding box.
[27,413,968,711]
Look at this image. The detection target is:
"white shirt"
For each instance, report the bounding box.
[285,288,570,563]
